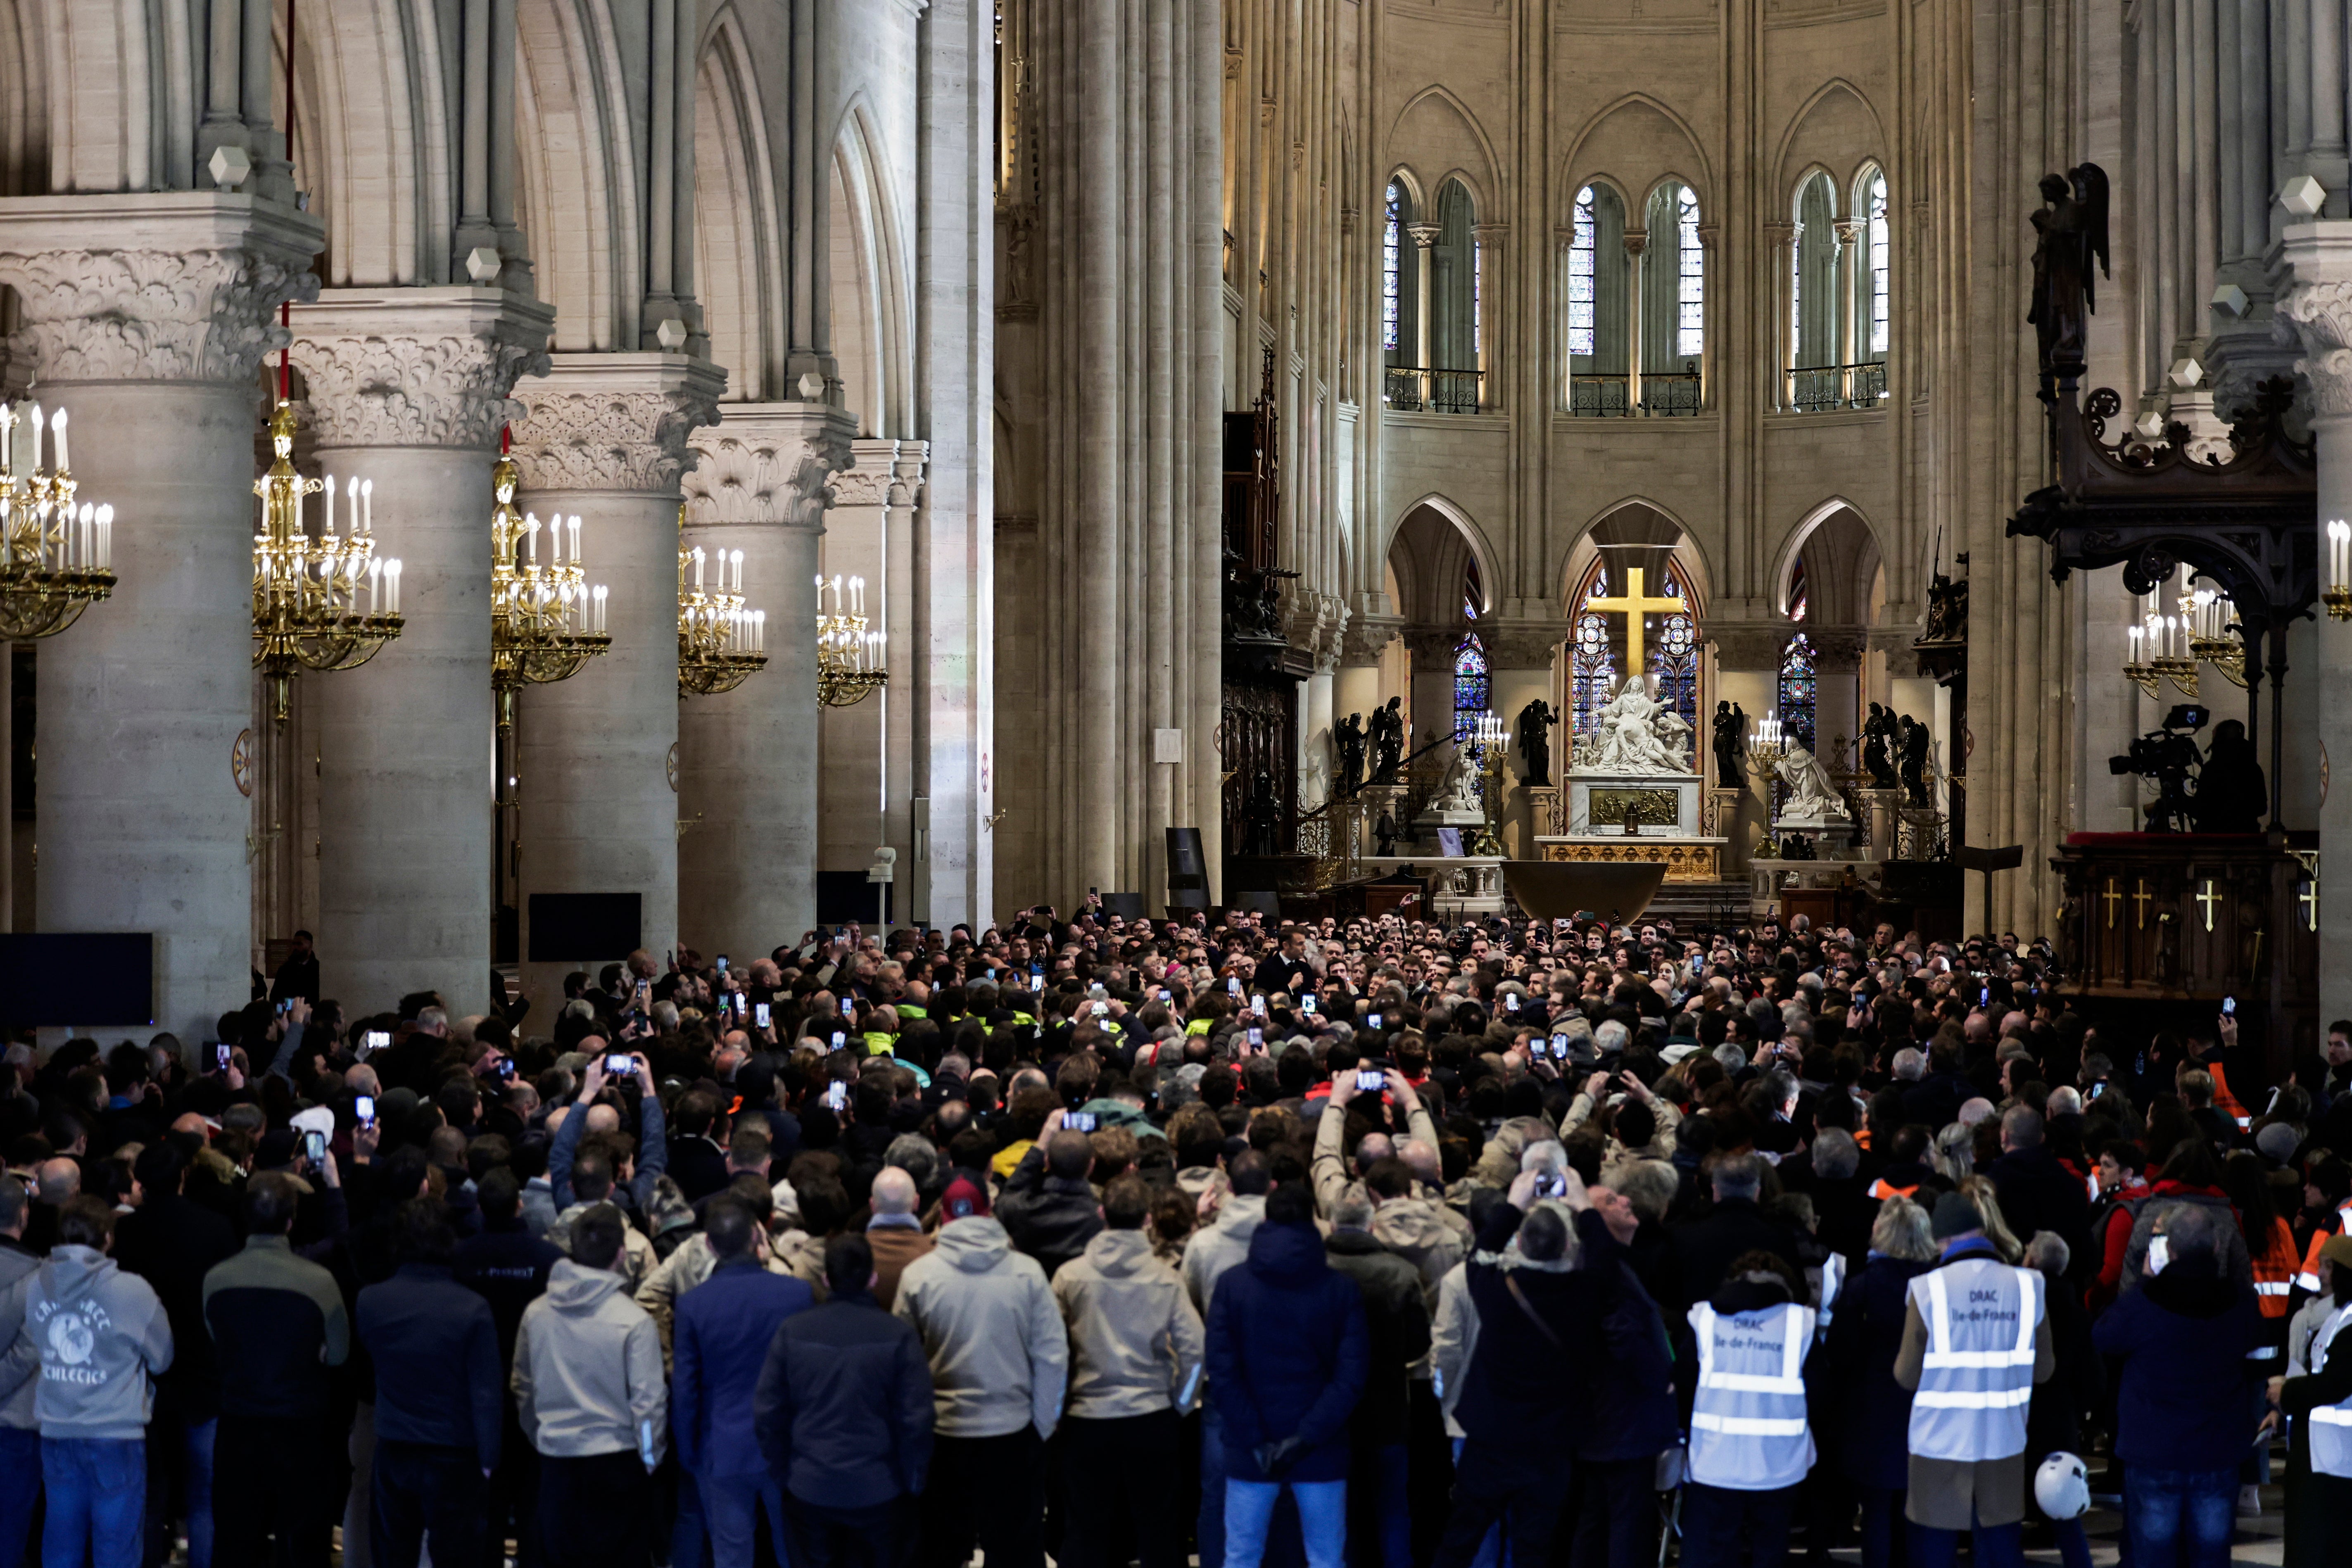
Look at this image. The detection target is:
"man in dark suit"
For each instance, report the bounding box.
[1657,1151,1803,1322]
[1985,1107,2093,1273]
[666,1091,732,1204]
[270,930,321,1005]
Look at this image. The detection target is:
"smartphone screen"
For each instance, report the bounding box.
[354,1095,375,1127]
[303,1130,326,1163]
[1247,1026,1263,1046]
[1367,1013,1383,1030]
[1228,978,1242,996]
[1065,1112,1098,1133]
[361,1029,390,1056]
[717,955,729,971]
[1356,1069,1385,1092]
[1504,994,1519,1013]
[1157,988,1172,1004]
[604,1052,633,1075]
[830,1030,846,1049]
[755,1002,771,1027]
[1250,993,1266,1014]
[1302,995,1316,1015]
[215,1044,232,1071]
[823,1082,848,1111]
[2223,996,2236,1016]
[1090,1001,1108,1017]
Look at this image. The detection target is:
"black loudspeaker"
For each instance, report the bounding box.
[1226,890,1282,918]
[1166,828,1207,889]
[0,934,156,1027]
[526,894,644,963]
[1098,892,1146,919]
[816,873,891,927]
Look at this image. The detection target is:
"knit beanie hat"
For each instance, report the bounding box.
[1930,1190,1983,1240]
[2256,1123,2301,1165]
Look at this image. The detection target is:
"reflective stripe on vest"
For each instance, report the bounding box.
[1867,1178,1920,1202]
[1905,1258,2039,1461]
[1686,1300,1817,1491]
[2308,1305,2352,1479]
[2295,1205,2352,1293]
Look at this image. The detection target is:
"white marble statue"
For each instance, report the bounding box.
[1775,741,1852,820]
[1433,743,1482,812]
[1575,676,1692,774]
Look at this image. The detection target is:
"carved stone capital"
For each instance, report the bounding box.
[1340,612,1402,666]
[830,437,930,511]
[1806,624,1868,663]
[511,353,729,494]
[683,403,858,532]
[289,287,556,449]
[1482,620,1566,668]
[1281,590,1350,669]
[2273,225,2352,421]
[0,192,323,386]
[1406,223,1441,251]
[1707,619,1796,669]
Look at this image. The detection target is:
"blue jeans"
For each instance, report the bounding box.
[1678,1480,1797,1568]
[0,1426,38,1568]
[1855,1486,1907,1568]
[698,1471,789,1568]
[1199,1404,1228,1568]
[1228,1478,1347,1568]
[41,1437,145,1568]
[2124,1466,2235,1568]
[1450,1436,1505,1568]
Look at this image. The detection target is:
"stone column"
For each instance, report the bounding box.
[1810,625,1866,773]
[677,404,856,961]
[0,193,321,1041]
[2276,226,2352,1027]
[288,288,553,1016]
[817,439,928,897]
[508,353,724,1008]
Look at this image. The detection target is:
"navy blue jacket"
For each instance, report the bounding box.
[355,1263,504,1466]
[2092,1270,2266,1471]
[1580,1252,1677,1462]
[753,1288,933,1509]
[451,1219,565,1369]
[1452,1206,1616,1447]
[675,1257,813,1476]
[1205,1221,1368,1484]
[1822,1252,1931,1490]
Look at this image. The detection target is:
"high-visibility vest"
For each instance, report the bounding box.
[2294,1205,2352,1293]
[1867,1176,1919,1202]
[2252,1216,2298,1319]
[1185,1018,1213,1037]
[897,1003,928,1021]
[2209,1062,2255,1131]
[861,1032,896,1057]
[2307,1304,2352,1478]
[1686,1299,1817,1491]
[1904,1257,2041,1461]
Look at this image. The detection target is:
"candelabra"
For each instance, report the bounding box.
[1466,710,1506,855]
[2122,622,2158,698]
[0,401,116,641]
[251,399,403,724]
[677,508,767,697]
[2186,581,2247,689]
[489,441,610,734]
[816,573,887,708]
[2329,519,2352,620]
[2131,586,2198,697]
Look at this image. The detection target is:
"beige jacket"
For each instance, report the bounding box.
[1051,1228,1205,1421]
[1180,1193,1265,1316]
[1310,1095,1441,1219]
[893,1217,1069,1440]
[512,1260,667,1463]
[634,1228,794,1364]
[546,1202,657,1294]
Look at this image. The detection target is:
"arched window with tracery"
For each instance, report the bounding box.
[1565,183,1630,413]
[1638,183,1704,412]
[1567,554,1705,757]
[1652,566,1700,727]
[1858,167,1889,360]
[1383,178,1418,368]
[1452,633,1490,743]
[1570,570,1617,748]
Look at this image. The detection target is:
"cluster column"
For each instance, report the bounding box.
[0,192,321,1040]
[509,354,724,1006]
[290,288,554,1016]
[676,403,855,961]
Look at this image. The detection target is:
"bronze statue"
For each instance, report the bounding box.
[2027,163,2109,392]
[1898,715,1932,807]
[1514,698,1558,786]
[1862,702,1899,788]
[1241,767,1282,855]
[1373,809,1399,857]
[1710,701,1747,788]
[1370,697,1405,780]
[1335,713,1368,795]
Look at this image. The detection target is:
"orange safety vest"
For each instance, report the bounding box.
[1867,1176,1919,1202]
[2252,1216,2299,1319]
[2296,1203,2352,1293]
[2209,1061,2255,1132]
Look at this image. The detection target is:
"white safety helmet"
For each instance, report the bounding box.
[2034,1452,2090,1520]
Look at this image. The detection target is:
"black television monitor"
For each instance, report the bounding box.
[0,934,155,1026]
[526,893,643,963]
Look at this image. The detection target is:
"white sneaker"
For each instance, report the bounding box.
[2239,1483,2264,1516]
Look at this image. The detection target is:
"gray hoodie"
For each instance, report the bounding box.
[512,1259,667,1463]
[12,1245,173,1440]
[892,1217,1067,1440]
[1051,1228,1204,1421]
[1181,1193,1265,1315]
[0,1237,39,1430]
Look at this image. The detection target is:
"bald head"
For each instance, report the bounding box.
[871,1167,919,1216]
[584,1103,621,1136]
[36,1158,80,1207]
[1399,1138,1441,1187]
[1354,1132,1395,1174]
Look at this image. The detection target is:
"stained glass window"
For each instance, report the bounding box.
[1452,634,1490,742]
[1778,631,1817,753]
[1650,568,1700,729]
[1676,188,1704,359]
[1864,169,1890,357]
[1568,186,1598,358]
[1570,610,1615,755]
[1383,180,1404,353]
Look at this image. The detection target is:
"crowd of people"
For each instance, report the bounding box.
[1,902,2348,1568]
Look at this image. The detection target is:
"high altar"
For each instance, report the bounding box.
[1534,568,1727,882]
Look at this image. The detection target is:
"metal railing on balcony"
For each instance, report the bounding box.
[1567,369,1704,417]
[1384,365,1485,413]
[1786,360,1888,412]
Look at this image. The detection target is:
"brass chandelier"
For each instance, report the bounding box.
[816,572,886,708]
[251,392,404,726]
[0,400,116,641]
[489,432,610,733]
[677,506,767,696]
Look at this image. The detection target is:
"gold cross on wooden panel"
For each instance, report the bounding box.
[2195,879,2218,932]
[2102,878,2120,930]
[2131,879,2152,931]
[1582,566,1688,677]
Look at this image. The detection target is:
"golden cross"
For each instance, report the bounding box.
[1584,566,1689,678]
[2102,878,2121,929]
[2303,879,2320,933]
[2131,879,2152,930]
[2195,879,2217,932]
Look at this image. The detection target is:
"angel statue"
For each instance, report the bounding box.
[1576,676,1692,774]
[1776,741,1851,821]
[2028,163,2109,391]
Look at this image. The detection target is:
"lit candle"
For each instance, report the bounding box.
[48,408,65,474]
[323,476,338,538]
[829,573,843,614]
[368,557,381,615]
[730,549,743,593]
[568,516,581,562]
[815,574,825,615]
[692,547,705,590]
[0,402,11,471]
[77,503,90,568]
[593,583,608,635]
[28,404,43,470]
[851,575,864,617]
[754,610,764,652]
[95,505,111,569]
[2128,624,2143,660]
